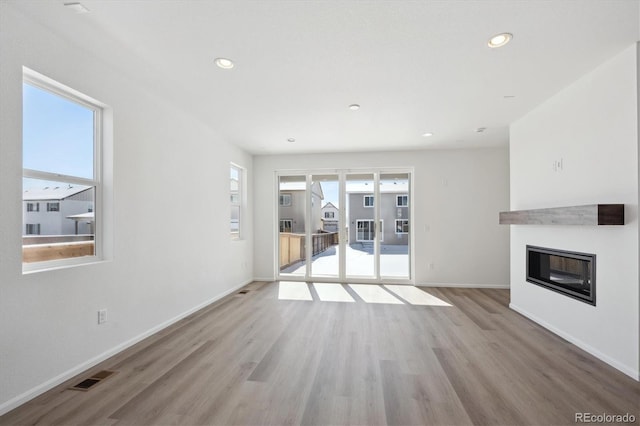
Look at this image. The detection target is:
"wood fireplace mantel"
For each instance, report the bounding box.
[499,204,624,226]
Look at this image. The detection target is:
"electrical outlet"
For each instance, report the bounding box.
[98,309,107,324]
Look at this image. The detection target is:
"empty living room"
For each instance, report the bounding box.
[0,1,639,425]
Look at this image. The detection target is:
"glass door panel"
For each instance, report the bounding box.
[310,174,340,278]
[278,175,306,277]
[345,173,376,279]
[379,173,410,279]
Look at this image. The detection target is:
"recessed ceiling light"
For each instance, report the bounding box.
[64,2,90,13]
[287,138,296,143]
[349,104,360,111]
[214,58,234,69]
[422,132,433,137]
[488,33,512,48]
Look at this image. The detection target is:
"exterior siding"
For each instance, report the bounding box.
[348,192,408,245]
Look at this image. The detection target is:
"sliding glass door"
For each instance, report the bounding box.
[277,169,412,283]
[379,172,410,278]
[310,174,340,279]
[345,173,376,280]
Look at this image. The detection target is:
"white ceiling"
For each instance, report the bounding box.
[10,0,640,155]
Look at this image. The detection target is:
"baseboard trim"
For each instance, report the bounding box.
[509,303,639,381]
[253,276,276,282]
[417,282,510,289]
[0,279,253,416]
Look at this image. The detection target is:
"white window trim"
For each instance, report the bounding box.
[279,219,293,233]
[230,163,244,240]
[396,194,408,207]
[355,219,383,242]
[395,219,409,234]
[22,68,106,273]
[279,193,292,207]
[363,195,374,208]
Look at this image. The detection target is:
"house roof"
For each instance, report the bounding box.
[322,202,338,210]
[66,212,95,221]
[23,185,92,201]
[346,182,409,194]
[280,181,324,199]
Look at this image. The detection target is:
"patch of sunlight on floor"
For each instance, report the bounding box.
[278,281,313,301]
[313,283,355,303]
[348,284,404,304]
[384,285,452,306]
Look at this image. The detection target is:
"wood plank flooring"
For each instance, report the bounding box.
[2,282,639,425]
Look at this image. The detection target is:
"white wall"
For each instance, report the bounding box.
[509,44,639,379]
[253,148,510,286]
[0,4,253,413]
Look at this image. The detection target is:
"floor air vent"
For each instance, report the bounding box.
[238,290,249,294]
[69,370,117,391]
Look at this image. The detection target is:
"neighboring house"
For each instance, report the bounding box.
[23,185,94,236]
[347,181,409,245]
[279,180,324,233]
[321,202,339,232]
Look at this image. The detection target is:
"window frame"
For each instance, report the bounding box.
[46,202,60,212]
[396,194,408,207]
[395,219,409,234]
[355,219,383,242]
[363,195,374,207]
[22,69,104,273]
[279,219,293,233]
[230,163,244,240]
[25,224,41,235]
[279,193,292,207]
[324,211,335,219]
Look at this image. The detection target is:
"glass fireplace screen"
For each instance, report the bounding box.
[526,245,596,305]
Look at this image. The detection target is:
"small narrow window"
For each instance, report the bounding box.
[396,195,408,207]
[22,69,103,271]
[324,211,334,219]
[363,195,374,207]
[230,163,243,239]
[279,193,292,206]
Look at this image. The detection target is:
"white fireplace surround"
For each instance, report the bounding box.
[509,44,639,380]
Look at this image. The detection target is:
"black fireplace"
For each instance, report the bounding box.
[526,245,596,305]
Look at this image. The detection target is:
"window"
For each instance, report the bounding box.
[279,193,292,206]
[279,219,293,233]
[25,224,41,235]
[356,220,383,241]
[22,69,103,270]
[395,219,409,234]
[397,195,408,207]
[324,211,335,219]
[230,163,243,238]
[363,195,374,207]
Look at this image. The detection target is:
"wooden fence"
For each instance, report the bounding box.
[279,232,338,269]
[22,241,95,263]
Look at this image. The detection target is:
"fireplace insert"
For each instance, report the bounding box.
[526,245,596,305]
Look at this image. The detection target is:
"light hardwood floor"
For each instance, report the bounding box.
[2,282,639,425]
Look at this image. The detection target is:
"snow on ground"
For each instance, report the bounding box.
[281,243,409,278]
